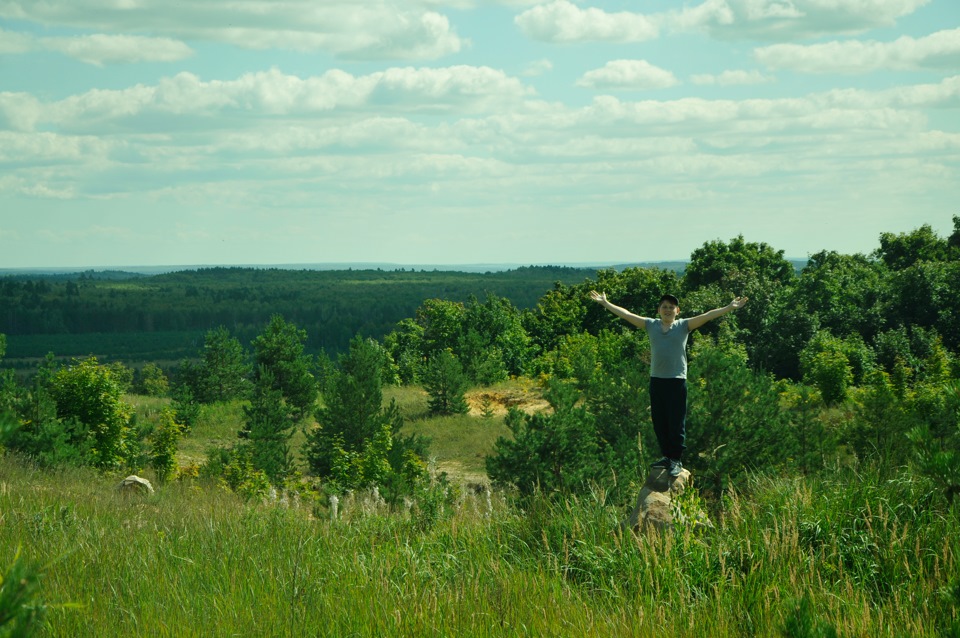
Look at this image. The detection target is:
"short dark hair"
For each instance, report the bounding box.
[659,294,680,306]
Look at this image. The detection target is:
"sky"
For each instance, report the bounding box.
[1,0,958,270]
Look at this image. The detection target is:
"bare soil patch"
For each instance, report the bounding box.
[464,386,550,417]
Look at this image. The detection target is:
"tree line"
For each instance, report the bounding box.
[0,266,603,364]
[1,219,959,506]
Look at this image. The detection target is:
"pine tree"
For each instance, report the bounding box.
[252,315,316,419]
[241,367,295,484]
[305,336,426,496]
[422,349,469,416]
[198,326,251,402]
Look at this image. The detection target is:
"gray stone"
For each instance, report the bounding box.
[625,466,699,532]
[118,475,154,495]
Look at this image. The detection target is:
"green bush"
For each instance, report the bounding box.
[486,380,606,496]
[686,339,795,491]
[46,357,133,469]
[0,548,45,638]
[148,408,184,484]
[306,336,429,501]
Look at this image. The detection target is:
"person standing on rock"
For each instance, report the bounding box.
[588,290,748,478]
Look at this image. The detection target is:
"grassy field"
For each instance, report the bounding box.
[133,384,516,479]
[2,384,959,637]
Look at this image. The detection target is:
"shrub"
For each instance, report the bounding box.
[137,363,170,397]
[148,408,184,484]
[0,548,45,637]
[46,357,133,469]
[486,380,605,495]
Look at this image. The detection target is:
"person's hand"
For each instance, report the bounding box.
[589,290,607,304]
[730,296,748,309]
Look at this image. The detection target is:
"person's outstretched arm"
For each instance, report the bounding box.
[686,297,749,331]
[589,290,648,328]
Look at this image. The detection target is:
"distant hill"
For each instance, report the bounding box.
[0,258,810,279]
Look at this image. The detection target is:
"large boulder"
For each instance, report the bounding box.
[625,466,706,532]
[118,475,154,495]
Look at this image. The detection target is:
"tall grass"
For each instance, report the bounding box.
[2,453,957,637]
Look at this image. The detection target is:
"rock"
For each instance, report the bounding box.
[624,466,697,532]
[118,475,154,495]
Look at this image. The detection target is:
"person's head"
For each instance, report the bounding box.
[658,294,680,318]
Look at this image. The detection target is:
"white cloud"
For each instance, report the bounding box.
[0,175,75,200]
[515,0,658,42]
[0,0,464,60]
[576,60,679,90]
[0,27,33,53]
[756,28,960,74]
[3,66,536,134]
[664,0,931,41]
[40,34,194,66]
[0,93,44,131]
[2,66,957,220]
[520,58,554,77]
[38,226,137,242]
[691,69,772,85]
[0,131,113,163]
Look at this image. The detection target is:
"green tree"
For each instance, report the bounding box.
[240,367,295,484]
[47,357,133,469]
[802,349,853,407]
[875,223,949,271]
[422,349,470,416]
[582,329,653,496]
[382,318,424,385]
[148,408,183,484]
[169,381,201,433]
[683,235,794,291]
[874,325,952,378]
[138,363,169,397]
[782,383,831,474]
[685,339,793,491]
[523,281,589,357]
[486,380,604,495]
[305,336,427,497]
[252,315,316,419]
[751,302,820,380]
[0,334,19,447]
[800,331,875,386]
[885,260,960,351]
[948,214,960,256]
[3,353,89,468]
[547,331,600,385]
[459,294,533,380]
[197,326,251,402]
[790,251,887,343]
[849,369,910,467]
[906,378,960,503]
[682,236,796,359]
[586,267,681,336]
[107,362,134,394]
[416,299,465,358]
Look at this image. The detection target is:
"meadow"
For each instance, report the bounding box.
[3,386,959,637]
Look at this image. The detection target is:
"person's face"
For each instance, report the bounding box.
[658,301,679,321]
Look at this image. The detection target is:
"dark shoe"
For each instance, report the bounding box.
[651,457,671,469]
[668,459,683,477]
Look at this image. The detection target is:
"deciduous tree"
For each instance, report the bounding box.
[47,356,133,469]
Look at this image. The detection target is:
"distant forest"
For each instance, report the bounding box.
[0,265,604,367]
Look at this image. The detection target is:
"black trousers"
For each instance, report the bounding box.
[649,377,687,460]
